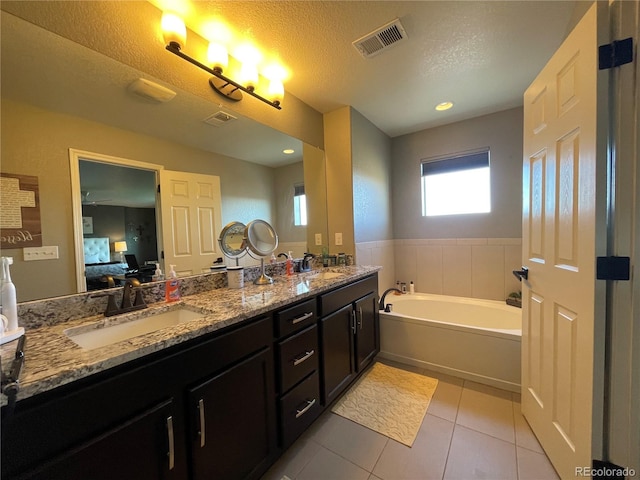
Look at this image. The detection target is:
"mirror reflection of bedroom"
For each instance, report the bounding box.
[80,160,158,291]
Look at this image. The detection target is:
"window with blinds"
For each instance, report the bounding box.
[421,149,491,216]
[294,184,307,226]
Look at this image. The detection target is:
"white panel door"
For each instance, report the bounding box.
[522,4,603,478]
[160,170,222,276]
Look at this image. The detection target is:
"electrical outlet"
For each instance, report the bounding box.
[23,246,59,261]
[315,233,322,246]
[335,232,343,246]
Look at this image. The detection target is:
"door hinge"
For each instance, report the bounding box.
[598,37,633,70]
[157,184,160,193]
[596,256,630,280]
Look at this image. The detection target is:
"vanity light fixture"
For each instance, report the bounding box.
[283,149,295,154]
[435,101,454,111]
[161,12,283,110]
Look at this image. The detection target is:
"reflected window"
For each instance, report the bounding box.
[294,184,307,226]
[421,149,491,216]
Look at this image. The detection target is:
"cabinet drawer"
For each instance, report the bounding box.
[275,298,317,338]
[280,371,321,448]
[278,325,318,393]
[319,275,377,317]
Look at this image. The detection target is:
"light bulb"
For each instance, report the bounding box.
[268,78,284,104]
[207,42,228,72]
[161,12,186,48]
[239,62,259,90]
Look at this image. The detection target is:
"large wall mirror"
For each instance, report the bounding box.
[0,11,329,302]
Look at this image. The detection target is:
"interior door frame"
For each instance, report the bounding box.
[604,0,640,470]
[69,148,164,293]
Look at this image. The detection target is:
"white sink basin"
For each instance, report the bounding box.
[306,271,345,280]
[65,308,204,350]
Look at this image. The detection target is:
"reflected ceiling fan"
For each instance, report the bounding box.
[81,191,112,205]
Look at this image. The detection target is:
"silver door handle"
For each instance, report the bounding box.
[166,416,175,471]
[198,398,206,448]
[295,398,316,418]
[291,312,313,324]
[293,349,315,366]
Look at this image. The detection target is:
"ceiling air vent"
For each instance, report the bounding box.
[203,111,237,126]
[352,18,408,59]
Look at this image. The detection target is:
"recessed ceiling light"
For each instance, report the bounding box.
[435,101,454,111]
[283,149,295,154]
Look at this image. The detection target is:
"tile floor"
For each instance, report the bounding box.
[261,359,559,480]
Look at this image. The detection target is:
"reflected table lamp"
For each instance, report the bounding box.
[114,241,128,263]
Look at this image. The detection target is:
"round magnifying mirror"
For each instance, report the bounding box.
[245,220,278,257]
[244,220,278,284]
[218,221,247,260]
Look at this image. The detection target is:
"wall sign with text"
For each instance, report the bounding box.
[0,173,42,248]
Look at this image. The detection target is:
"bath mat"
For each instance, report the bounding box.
[331,362,438,447]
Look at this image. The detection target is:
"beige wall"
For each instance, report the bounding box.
[2,100,276,301]
[303,144,328,255]
[358,107,525,297]
[351,108,393,243]
[324,107,354,255]
[392,107,524,239]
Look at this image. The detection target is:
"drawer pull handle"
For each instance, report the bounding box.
[295,398,316,418]
[166,416,175,471]
[291,312,313,325]
[198,398,206,448]
[293,349,315,366]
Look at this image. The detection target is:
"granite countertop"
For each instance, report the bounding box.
[0,266,380,405]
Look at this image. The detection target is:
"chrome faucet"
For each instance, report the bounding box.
[379,288,402,311]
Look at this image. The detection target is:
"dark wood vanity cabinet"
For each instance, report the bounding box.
[1,316,276,480]
[319,275,379,405]
[1,273,379,480]
[15,399,179,480]
[274,298,322,449]
[187,347,275,480]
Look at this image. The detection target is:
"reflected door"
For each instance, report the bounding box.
[521,4,604,478]
[160,171,222,276]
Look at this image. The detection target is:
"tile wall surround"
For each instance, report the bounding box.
[357,238,522,302]
[16,257,357,330]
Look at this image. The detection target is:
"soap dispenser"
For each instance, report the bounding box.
[153,263,164,281]
[286,251,294,276]
[165,265,181,302]
[1,256,24,345]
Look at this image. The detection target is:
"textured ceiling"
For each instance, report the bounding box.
[150,0,589,137]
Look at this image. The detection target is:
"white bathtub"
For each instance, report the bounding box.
[379,292,522,392]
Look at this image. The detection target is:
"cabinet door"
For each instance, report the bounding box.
[355,292,379,372]
[320,304,355,405]
[188,347,276,480]
[22,399,179,480]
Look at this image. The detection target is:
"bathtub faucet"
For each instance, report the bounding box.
[379,288,402,312]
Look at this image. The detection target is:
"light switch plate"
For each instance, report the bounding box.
[335,232,343,246]
[23,246,59,261]
[315,233,322,246]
